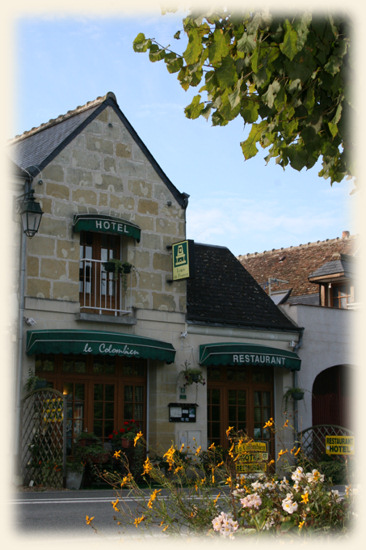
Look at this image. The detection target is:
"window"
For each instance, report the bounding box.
[331,283,352,309]
[35,354,147,454]
[79,231,125,315]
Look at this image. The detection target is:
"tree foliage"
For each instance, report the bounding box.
[133,10,352,184]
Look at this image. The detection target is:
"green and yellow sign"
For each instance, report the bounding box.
[235,441,268,474]
[172,240,194,280]
[325,436,354,455]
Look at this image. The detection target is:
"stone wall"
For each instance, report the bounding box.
[25,106,186,314]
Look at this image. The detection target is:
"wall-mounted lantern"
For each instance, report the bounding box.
[18,189,43,238]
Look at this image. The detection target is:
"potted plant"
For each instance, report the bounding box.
[283,387,305,410]
[24,369,51,393]
[103,259,133,277]
[65,459,84,490]
[74,432,110,465]
[180,362,206,387]
[108,420,140,449]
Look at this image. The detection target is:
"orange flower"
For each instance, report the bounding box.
[86,515,94,525]
[277,449,288,461]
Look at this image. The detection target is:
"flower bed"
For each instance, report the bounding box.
[88,424,356,538]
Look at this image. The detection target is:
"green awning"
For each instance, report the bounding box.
[199,343,301,371]
[26,330,175,363]
[73,214,141,241]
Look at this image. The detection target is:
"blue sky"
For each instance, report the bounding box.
[12,9,356,256]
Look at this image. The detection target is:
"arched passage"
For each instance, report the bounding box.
[312,365,352,428]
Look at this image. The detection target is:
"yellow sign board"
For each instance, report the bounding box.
[325,436,354,455]
[172,240,191,280]
[235,441,268,474]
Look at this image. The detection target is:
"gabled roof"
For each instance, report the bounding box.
[9,92,189,209]
[187,243,300,332]
[238,233,356,302]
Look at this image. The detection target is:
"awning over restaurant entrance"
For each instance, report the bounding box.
[26,329,176,363]
[199,343,301,371]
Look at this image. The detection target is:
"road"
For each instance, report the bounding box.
[11,489,163,541]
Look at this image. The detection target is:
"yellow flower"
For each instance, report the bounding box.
[134,515,145,528]
[86,515,94,525]
[174,465,183,474]
[147,489,161,509]
[120,473,133,487]
[294,446,301,456]
[142,457,153,476]
[211,467,215,484]
[225,476,232,485]
[263,418,274,429]
[301,492,309,504]
[298,520,305,530]
[213,492,221,505]
[277,449,288,461]
[267,459,275,467]
[226,426,234,437]
[163,445,176,470]
[283,419,289,427]
[179,443,185,452]
[208,442,215,450]
[134,431,143,446]
[111,498,120,512]
[195,445,202,455]
[113,450,121,459]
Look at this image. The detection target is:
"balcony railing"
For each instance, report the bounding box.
[79,258,125,316]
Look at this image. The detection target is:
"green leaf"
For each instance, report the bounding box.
[241,121,266,159]
[328,122,338,138]
[149,44,166,62]
[262,80,281,108]
[208,28,230,66]
[183,28,202,65]
[184,94,205,119]
[215,56,238,88]
[165,53,183,74]
[240,99,259,123]
[280,21,299,61]
[133,33,151,53]
[237,32,257,53]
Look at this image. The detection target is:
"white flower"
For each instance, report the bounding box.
[306,469,324,484]
[251,480,263,491]
[282,496,298,514]
[240,492,262,510]
[291,466,304,482]
[212,512,238,538]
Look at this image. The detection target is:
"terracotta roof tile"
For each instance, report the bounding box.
[238,233,357,299]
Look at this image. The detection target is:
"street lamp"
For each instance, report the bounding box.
[18,189,43,238]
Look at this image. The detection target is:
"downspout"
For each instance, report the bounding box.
[146,360,150,455]
[14,184,29,481]
[292,328,304,436]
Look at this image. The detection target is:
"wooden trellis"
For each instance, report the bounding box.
[298,424,353,462]
[21,388,66,488]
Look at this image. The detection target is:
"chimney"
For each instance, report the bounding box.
[342,231,350,239]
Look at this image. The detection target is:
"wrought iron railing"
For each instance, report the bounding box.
[79,257,123,315]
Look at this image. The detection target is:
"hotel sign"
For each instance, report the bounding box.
[325,436,355,455]
[172,240,194,281]
[235,441,268,474]
[73,214,141,241]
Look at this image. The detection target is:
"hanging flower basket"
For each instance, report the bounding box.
[181,367,206,387]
